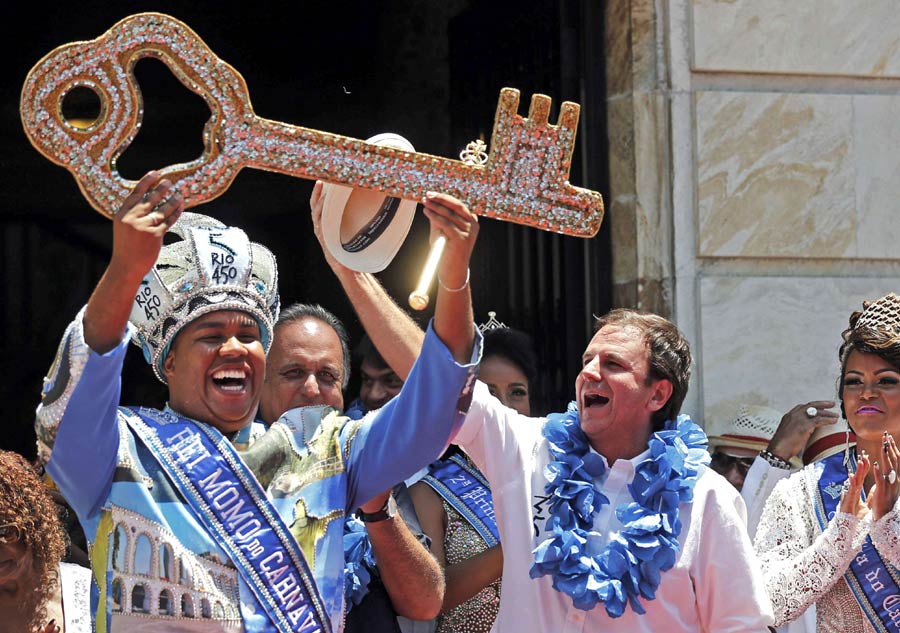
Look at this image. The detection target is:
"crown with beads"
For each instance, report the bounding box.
[850,293,900,335]
[129,212,280,384]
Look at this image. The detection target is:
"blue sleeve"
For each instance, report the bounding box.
[342,321,481,510]
[45,332,128,521]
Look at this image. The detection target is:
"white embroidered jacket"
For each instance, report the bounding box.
[754,463,900,632]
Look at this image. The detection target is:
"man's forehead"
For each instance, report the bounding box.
[272,318,342,362]
[186,310,258,330]
[584,324,647,355]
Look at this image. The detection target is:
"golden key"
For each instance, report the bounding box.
[20,12,603,238]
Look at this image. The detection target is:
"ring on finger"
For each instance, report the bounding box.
[806,406,817,418]
[890,470,897,485]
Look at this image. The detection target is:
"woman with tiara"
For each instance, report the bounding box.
[755,293,900,632]
[409,313,539,633]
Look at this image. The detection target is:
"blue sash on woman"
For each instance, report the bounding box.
[815,451,900,631]
[125,407,331,633]
[422,453,499,546]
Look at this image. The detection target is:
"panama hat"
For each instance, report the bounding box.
[321,133,418,272]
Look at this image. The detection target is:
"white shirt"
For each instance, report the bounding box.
[742,457,815,633]
[455,382,774,633]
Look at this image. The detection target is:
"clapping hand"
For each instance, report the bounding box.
[839,450,870,520]
[869,432,900,521]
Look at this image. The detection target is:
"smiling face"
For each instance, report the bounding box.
[258,317,345,422]
[842,350,900,443]
[359,360,404,411]
[163,310,266,435]
[575,324,673,456]
[481,354,531,416]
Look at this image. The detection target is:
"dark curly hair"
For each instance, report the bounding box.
[0,450,67,630]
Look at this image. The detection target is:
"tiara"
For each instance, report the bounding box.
[129,212,280,383]
[853,293,900,334]
[478,311,507,333]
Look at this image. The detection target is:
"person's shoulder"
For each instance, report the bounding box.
[694,465,741,502]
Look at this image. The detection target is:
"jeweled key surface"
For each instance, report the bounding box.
[20,12,603,237]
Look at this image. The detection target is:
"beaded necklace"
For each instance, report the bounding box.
[530,403,710,617]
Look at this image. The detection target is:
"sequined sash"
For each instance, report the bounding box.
[422,454,499,546]
[815,451,900,631]
[124,407,331,633]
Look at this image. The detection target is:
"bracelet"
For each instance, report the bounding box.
[758,449,792,471]
[439,267,470,293]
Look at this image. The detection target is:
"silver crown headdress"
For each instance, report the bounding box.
[852,293,900,335]
[478,311,507,333]
[130,212,280,383]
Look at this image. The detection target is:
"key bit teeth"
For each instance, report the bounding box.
[497,87,521,117]
[557,101,580,133]
[528,94,552,126]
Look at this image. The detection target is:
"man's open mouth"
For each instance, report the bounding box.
[583,393,610,408]
[211,368,248,392]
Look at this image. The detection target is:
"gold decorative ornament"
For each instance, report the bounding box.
[20,12,604,238]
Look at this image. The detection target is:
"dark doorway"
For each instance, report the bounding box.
[2,1,608,457]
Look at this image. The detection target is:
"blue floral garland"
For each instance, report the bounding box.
[343,516,377,611]
[529,403,710,617]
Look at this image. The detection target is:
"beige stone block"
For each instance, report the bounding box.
[610,197,638,283]
[605,0,632,97]
[692,0,900,77]
[698,275,900,431]
[605,0,660,97]
[854,95,900,259]
[607,96,636,199]
[696,91,856,258]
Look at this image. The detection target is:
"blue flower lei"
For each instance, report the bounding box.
[529,402,710,617]
[343,516,377,611]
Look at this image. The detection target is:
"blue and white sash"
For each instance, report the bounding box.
[815,451,900,631]
[124,407,331,633]
[422,454,499,546]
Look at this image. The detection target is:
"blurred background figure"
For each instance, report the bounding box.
[0,450,90,633]
[708,405,788,492]
[347,335,406,416]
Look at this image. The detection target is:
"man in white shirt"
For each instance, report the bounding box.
[454,308,775,632]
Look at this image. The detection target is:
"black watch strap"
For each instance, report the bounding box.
[356,494,398,523]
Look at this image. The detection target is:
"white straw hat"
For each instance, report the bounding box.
[321,133,418,272]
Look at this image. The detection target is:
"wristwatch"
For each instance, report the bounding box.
[356,494,398,523]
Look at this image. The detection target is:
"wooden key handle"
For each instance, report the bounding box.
[20,13,253,218]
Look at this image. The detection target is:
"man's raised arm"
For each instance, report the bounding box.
[84,172,183,352]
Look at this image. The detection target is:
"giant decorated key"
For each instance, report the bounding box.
[20,12,603,237]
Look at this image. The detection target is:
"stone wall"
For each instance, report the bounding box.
[606,0,900,429]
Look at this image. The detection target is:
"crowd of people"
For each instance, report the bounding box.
[4,167,900,633]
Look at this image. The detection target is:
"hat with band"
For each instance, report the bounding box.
[321,133,418,272]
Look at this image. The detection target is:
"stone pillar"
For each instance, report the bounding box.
[605,0,674,317]
[605,0,900,425]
